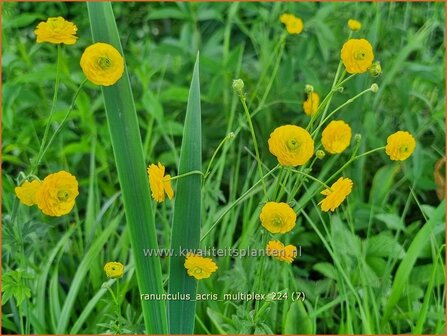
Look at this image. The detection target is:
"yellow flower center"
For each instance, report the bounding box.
[193,267,203,275]
[272,216,283,228]
[287,138,299,151]
[57,190,70,202]
[98,56,112,69]
[400,145,408,153]
[354,50,366,60]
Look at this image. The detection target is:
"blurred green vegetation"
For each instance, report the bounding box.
[2,1,445,334]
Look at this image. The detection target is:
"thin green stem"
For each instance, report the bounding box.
[276,166,291,202]
[337,73,356,88]
[240,96,267,196]
[326,146,385,183]
[254,233,269,317]
[255,33,286,111]
[355,146,385,159]
[169,170,204,181]
[30,44,62,175]
[313,87,374,137]
[200,165,279,241]
[273,166,285,201]
[204,133,234,180]
[290,169,330,189]
[249,32,286,105]
[34,79,87,171]
[116,280,121,322]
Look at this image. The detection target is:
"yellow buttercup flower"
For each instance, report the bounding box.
[184,253,218,280]
[80,42,124,86]
[15,180,42,206]
[319,177,353,212]
[104,262,125,278]
[147,163,174,203]
[303,92,320,116]
[321,120,352,154]
[341,39,374,74]
[348,19,362,31]
[35,171,79,216]
[280,13,294,24]
[34,17,78,45]
[385,131,416,161]
[260,202,296,234]
[268,125,314,167]
[266,240,297,264]
[280,13,303,35]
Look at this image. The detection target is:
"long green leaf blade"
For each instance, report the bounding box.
[86,2,167,334]
[382,199,445,323]
[168,53,202,334]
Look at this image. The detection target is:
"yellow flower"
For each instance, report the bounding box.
[268,125,314,167]
[36,171,79,217]
[348,19,362,31]
[280,13,303,35]
[385,131,416,161]
[15,180,42,206]
[303,92,320,116]
[34,17,78,45]
[319,177,353,212]
[104,262,124,278]
[341,39,374,74]
[184,253,218,280]
[266,240,297,263]
[260,202,296,234]
[80,42,124,86]
[321,120,352,154]
[147,163,174,203]
[280,13,294,24]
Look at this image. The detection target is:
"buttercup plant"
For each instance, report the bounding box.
[4,3,440,335]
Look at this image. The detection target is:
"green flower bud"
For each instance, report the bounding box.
[368,61,382,77]
[316,150,326,159]
[305,84,314,94]
[232,79,245,95]
[370,83,379,93]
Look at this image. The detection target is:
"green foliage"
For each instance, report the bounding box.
[2,270,33,306]
[2,1,445,335]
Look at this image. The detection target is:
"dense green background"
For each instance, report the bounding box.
[2,1,446,334]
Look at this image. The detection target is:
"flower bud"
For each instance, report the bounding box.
[227,132,235,139]
[232,79,244,95]
[304,84,314,94]
[316,150,326,159]
[354,133,362,143]
[368,61,382,77]
[348,19,361,32]
[370,83,379,93]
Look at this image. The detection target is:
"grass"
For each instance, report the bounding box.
[1,1,446,335]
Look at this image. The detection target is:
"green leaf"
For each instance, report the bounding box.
[375,213,405,231]
[369,165,400,206]
[382,199,445,322]
[313,262,338,280]
[284,301,313,334]
[87,2,168,333]
[168,53,202,334]
[1,269,32,306]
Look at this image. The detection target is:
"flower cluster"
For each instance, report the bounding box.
[280,13,304,35]
[34,17,124,86]
[15,171,79,217]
